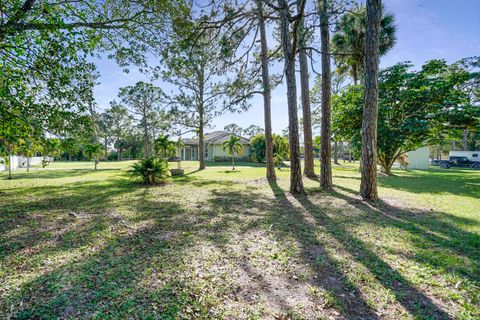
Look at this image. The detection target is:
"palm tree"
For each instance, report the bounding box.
[154,135,176,159]
[83,143,104,171]
[222,135,243,170]
[331,4,396,84]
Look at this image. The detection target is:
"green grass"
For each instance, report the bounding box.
[1,160,479,319]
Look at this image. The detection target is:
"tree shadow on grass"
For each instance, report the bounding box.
[293,192,454,319]
[332,184,480,285]
[334,168,480,199]
[204,181,379,319]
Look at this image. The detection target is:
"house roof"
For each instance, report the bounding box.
[183,131,250,145]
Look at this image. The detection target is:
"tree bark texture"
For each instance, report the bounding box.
[256,0,276,180]
[297,0,315,177]
[198,106,205,170]
[319,0,333,191]
[279,0,304,194]
[359,0,381,200]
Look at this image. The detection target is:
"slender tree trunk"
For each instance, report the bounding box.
[198,109,205,170]
[26,156,30,172]
[333,140,339,164]
[8,155,12,179]
[232,151,235,170]
[297,0,315,177]
[463,129,468,151]
[256,0,276,180]
[319,0,333,191]
[451,140,456,151]
[94,158,97,171]
[359,0,381,201]
[279,0,304,194]
[352,63,359,85]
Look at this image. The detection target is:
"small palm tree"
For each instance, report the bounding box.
[154,135,176,159]
[222,135,243,170]
[83,143,105,170]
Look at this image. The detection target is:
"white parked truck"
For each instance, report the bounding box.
[449,151,480,163]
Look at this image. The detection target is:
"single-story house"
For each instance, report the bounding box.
[179,131,251,161]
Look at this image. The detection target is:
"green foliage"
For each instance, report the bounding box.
[212,156,251,162]
[332,4,396,83]
[333,58,480,174]
[83,143,104,170]
[250,134,267,162]
[223,135,244,170]
[41,138,62,167]
[129,157,171,184]
[223,135,244,157]
[154,135,177,159]
[273,135,289,169]
[250,134,290,165]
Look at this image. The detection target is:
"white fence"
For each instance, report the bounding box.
[1,156,52,171]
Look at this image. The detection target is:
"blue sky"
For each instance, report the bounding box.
[92,0,480,135]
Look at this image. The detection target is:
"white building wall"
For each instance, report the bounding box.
[406,146,430,169]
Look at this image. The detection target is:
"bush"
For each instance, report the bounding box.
[213,155,251,162]
[108,152,118,161]
[169,168,184,176]
[129,157,171,184]
[250,134,266,162]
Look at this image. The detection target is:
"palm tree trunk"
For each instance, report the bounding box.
[359,0,381,201]
[256,0,276,180]
[279,0,304,194]
[232,151,235,170]
[297,0,315,177]
[319,0,333,191]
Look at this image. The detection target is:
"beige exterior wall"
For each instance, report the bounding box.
[209,144,251,160]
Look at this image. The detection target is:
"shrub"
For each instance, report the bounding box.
[129,157,171,184]
[213,156,251,162]
[169,168,184,176]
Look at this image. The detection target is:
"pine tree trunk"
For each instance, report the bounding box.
[297,0,315,177]
[198,108,205,170]
[333,140,339,164]
[256,0,276,180]
[279,0,304,194]
[319,0,333,191]
[359,0,381,201]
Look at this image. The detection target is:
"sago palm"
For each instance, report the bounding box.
[222,135,243,170]
[129,157,171,184]
[332,4,396,84]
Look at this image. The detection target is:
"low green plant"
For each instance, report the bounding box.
[129,157,171,184]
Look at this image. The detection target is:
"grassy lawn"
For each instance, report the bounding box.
[1,160,479,319]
